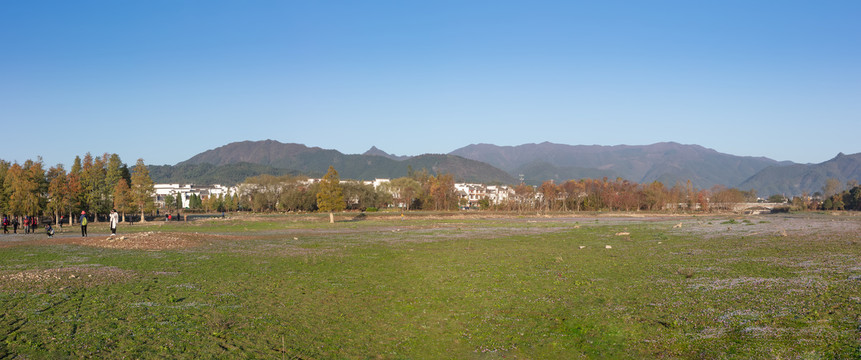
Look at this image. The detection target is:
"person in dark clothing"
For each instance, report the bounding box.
[12,217,19,234]
[46,224,54,238]
[2,216,8,234]
[80,211,88,237]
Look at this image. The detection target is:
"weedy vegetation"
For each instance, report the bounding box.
[0,212,859,359]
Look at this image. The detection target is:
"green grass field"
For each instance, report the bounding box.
[1,212,859,359]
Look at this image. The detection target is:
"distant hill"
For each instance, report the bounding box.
[738,153,861,196]
[513,162,620,185]
[157,139,861,196]
[148,162,303,186]
[450,142,791,188]
[362,146,411,161]
[176,140,516,184]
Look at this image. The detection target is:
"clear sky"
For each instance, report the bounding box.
[2,1,859,168]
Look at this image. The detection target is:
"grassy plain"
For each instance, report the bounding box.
[1,212,859,359]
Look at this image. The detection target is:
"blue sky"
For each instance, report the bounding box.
[2,1,859,168]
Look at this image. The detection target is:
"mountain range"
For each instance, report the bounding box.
[738,152,861,196]
[177,140,517,185]
[449,142,791,189]
[149,139,861,196]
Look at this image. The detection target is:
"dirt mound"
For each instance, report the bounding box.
[70,231,222,250]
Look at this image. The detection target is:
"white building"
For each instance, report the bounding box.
[154,184,237,209]
[300,178,391,189]
[454,183,515,209]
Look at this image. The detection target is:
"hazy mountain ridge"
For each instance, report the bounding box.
[175,140,516,184]
[149,162,304,185]
[738,153,861,196]
[362,146,411,161]
[158,140,859,196]
[451,142,789,189]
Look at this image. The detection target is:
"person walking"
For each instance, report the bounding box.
[23,216,30,234]
[80,211,88,237]
[2,216,8,234]
[109,209,119,236]
[12,217,18,234]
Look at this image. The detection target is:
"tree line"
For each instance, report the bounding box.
[226,169,861,214]
[4,155,858,221]
[819,178,861,211]
[489,179,757,212]
[234,167,458,213]
[0,154,155,224]
[233,169,758,213]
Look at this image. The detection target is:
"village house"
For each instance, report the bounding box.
[454,183,515,209]
[154,184,237,209]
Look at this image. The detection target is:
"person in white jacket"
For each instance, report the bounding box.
[109,209,119,236]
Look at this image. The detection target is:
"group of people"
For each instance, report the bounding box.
[2,209,120,238]
[2,215,41,234]
[2,215,54,238]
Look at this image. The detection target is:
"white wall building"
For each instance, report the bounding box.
[454,183,515,209]
[300,178,391,189]
[154,184,237,209]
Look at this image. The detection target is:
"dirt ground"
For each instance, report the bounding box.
[0,231,242,250]
[1,213,859,251]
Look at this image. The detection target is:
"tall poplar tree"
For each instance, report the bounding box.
[79,153,100,218]
[26,160,47,216]
[316,166,345,223]
[0,160,10,215]
[46,165,71,224]
[104,153,124,213]
[4,163,29,216]
[112,179,133,222]
[65,170,82,225]
[130,159,155,222]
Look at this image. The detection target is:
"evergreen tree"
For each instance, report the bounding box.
[0,160,9,215]
[79,153,105,219]
[189,194,203,209]
[113,179,133,222]
[70,156,82,176]
[130,159,155,222]
[92,155,109,217]
[46,165,71,224]
[4,163,30,216]
[316,166,345,223]
[65,170,82,225]
[104,153,124,212]
[164,194,176,213]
